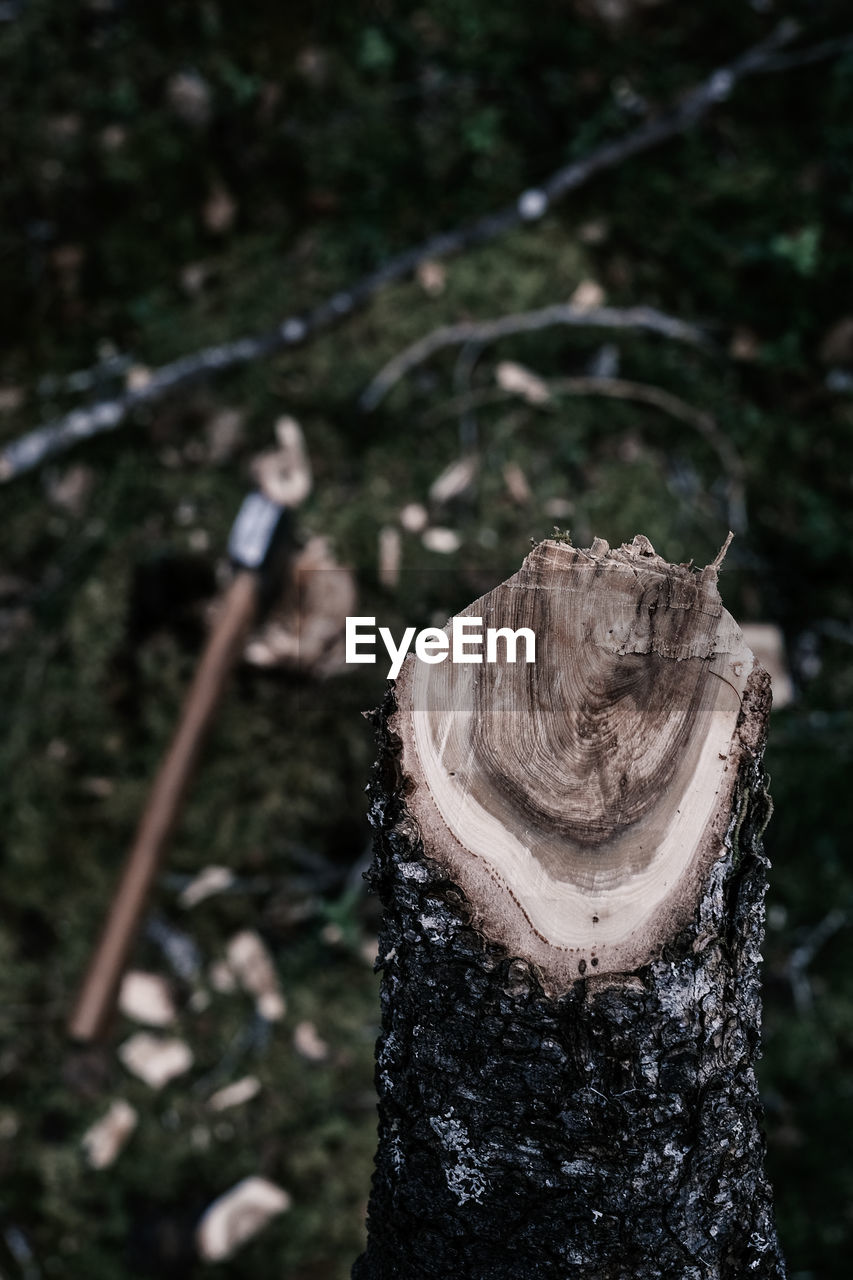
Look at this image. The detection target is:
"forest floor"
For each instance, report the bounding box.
[2,3,853,1276]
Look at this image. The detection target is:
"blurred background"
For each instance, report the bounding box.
[2,1,853,1276]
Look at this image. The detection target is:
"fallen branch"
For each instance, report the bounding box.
[2,17,841,483]
[360,305,710,412]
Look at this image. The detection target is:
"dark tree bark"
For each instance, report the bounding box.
[354,537,785,1280]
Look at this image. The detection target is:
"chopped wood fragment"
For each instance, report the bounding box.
[244,536,356,675]
[416,260,447,296]
[428,456,479,505]
[118,971,176,1027]
[250,415,312,508]
[503,461,532,505]
[195,1177,291,1263]
[208,959,237,994]
[225,930,286,1021]
[741,623,794,710]
[81,1099,138,1170]
[207,1076,262,1112]
[569,279,606,311]
[118,1034,193,1089]
[422,527,461,554]
[293,1020,329,1063]
[179,865,236,909]
[378,526,402,589]
[495,361,551,405]
[399,502,429,533]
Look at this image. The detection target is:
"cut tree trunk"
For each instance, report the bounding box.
[353,535,784,1280]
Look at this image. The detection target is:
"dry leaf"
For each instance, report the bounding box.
[225,931,286,1022]
[196,1177,291,1263]
[118,1034,193,1089]
[81,1100,138,1170]
[118,972,176,1028]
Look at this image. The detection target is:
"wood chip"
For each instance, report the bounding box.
[125,366,152,392]
[416,259,447,296]
[0,386,25,414]
[293,1020,329,1063]
[399,502,428,533]
[422,527,462,555]
[730,327,760,362]
[250,416,312,508]
[118,1034,193,1089]
[203,183,237,235]
[81,1099,138,1170]
[740,623,794,711]
[208,960,237,994]
[225,931,286,1021]
[569,279,606,311]
[47,464,94,517]
[495,361,551,405]
[378,526,402,589]
[204,408,245,463]
[195,1177,291,1263]
[207,1076,262,1112]
[244,536,356,675]
[118,972,177,1027]
[166,71,213,128]
[180,865,236,909]
[819,316,853,366]
[503,461,532,505]
[428,456,478,504]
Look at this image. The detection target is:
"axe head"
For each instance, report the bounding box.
[227,491,293,611]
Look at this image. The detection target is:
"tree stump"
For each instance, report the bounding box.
[354,535,785,1280]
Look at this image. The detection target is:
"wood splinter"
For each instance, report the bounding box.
[356,533,785,1280]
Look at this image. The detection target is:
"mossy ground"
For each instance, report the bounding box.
[2,2,853,1276]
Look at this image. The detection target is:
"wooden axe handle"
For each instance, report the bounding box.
[67,570,259,1043]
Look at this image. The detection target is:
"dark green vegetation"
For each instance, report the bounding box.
[1,1,853,1276]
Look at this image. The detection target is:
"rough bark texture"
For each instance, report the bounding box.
[353,677,785,1280]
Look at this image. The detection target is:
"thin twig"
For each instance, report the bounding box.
[360,306,710,412]
[1,18,837,483]
[787,908,847,1014]
[425,373,747,530]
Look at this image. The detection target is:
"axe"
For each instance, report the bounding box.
[67,492,290,1043]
